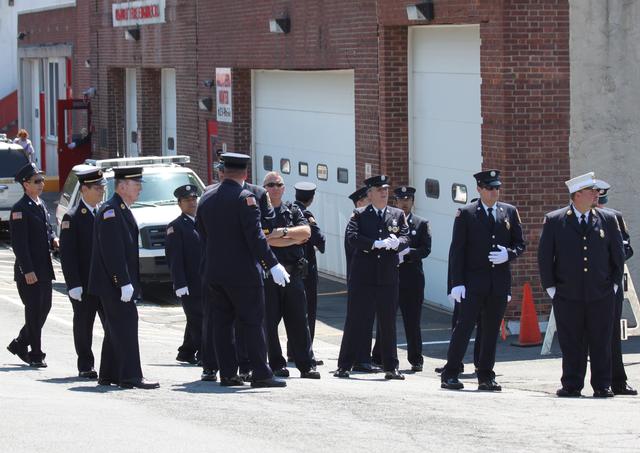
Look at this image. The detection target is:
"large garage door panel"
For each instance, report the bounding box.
[411,120,480,169]
[413,73,481,122]
[411,27,481,74]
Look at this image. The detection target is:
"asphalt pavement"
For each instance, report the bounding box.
[1,197,639,452]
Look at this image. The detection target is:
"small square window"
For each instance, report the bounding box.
[451,183,468,204]
[263,155,273,171]
[299,162,308,176]
[337,167,348,184]
[425,178,440,199]
[280,158,291,174]
[317,164,328,181]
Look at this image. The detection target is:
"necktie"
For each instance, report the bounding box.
[580,214,587,233]
[93,208,97,216]
[487,207,495,230]
[378,210,384,222]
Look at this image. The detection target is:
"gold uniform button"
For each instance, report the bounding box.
[584,257,587,261]
[492,264,495,268]
[584,268,588,272]
[583,246,587,250]
[583,236,587,240]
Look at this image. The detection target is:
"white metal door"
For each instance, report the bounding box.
[161,68,177,156]
[409,25,482,309]
[30,60,41,164]
[253,70,356,278]
[125,68,139,157]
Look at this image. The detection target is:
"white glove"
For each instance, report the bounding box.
[373,240,387,250]
[68,142,76,149]
[451,285,466,303]
[546,287,556,299]
[507,295,512,303]
[120,284,134,302]
[398,247,410,264]
[175,286,189,297]
[270,264,290,287]
[614,283,619,294]
[386,234,400,251]
[488,245,509,265]
[68,286,83,301]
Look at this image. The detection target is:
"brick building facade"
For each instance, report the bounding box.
[18,0,573,323]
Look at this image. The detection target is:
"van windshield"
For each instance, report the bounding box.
[105,172,203,206]
[0,148,29,178]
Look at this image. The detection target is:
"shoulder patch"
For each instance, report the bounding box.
[308,216,317,225]
[81,208,88,215]
[103,209,115,219]
[61,220,70,230]
[166,226,174,235]
[246,197,256,206]
[11,211,22,220]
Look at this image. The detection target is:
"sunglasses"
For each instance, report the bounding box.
[265,182,284,188]
[31,178,45,184]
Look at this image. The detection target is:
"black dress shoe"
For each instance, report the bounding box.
[333,368,350,378]
[612,383,638,396]
[239,371,253,382]
[79,370,98,379]
[7,340,30,365]
[119,378,160,389]
[201,369,217,382]
[273,368,290,378]
[300,370,321,379]
[556,388,581,398]
[371,360,383,369]
[98,378,117,386]
[385,369,405,380]
[352,363,380,373]
[593,388,614,398]
[441,377,464,390]
[478,379,502,392]
[176,353,198,365]
[29,359,47,368]
[411,364,423,372]
[435,363,464,374]
[251,377,287,388]
[313,359,324,366]
[220,375,245,387]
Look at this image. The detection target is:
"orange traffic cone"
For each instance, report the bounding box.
[511,282,543,347]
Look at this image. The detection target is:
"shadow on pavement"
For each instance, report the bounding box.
[68,385,124,393]
[0,364,33,372]
[171,380,258,394]
[39,376,88,384]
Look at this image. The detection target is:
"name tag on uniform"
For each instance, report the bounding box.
[505,220,511,230]
[103,209,115,219]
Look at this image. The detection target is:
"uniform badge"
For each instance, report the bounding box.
[392,226,399,233]
[600,229,605,238]
[411,230,417,236]
[81,208,88,214]
[567,210,573,216]
[11,211,22,220]
[103,209,115,219]
[506,220,511,230]
[61,221,70,230]
[166,226,174,235]
[246,197,256,206]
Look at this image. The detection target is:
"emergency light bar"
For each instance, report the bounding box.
[87,155,190,169]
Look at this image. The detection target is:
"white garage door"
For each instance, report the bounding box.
[253,70,356,279]
[409,25,482,310]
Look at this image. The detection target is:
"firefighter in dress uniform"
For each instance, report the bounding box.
[59,167,107,379]
[6,163,58,368]
[538,172,624,398]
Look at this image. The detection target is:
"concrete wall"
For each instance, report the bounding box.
[570,0,640,284]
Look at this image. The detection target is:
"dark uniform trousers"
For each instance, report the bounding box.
[444,200,525,381]
[451,302,481,369]
[71,295,105,372]
[88,193,144,383]
[303,267,319,341]
[10,194,56,362]
[538,206,624,392]
[177,295,203,359]
[339,205,409,372]
[196,179,277,380]
[265,272,314,372]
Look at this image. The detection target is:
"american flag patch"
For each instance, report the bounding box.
[246,197,256,206]
[103,209,115,219]
[166,226,174,235]
[61,221,70,230]
[11,212,22,220]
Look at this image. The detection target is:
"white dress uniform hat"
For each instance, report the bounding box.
[565,172,596,194]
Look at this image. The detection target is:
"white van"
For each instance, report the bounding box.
[56,155,205,282]
[0,136,30,230]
